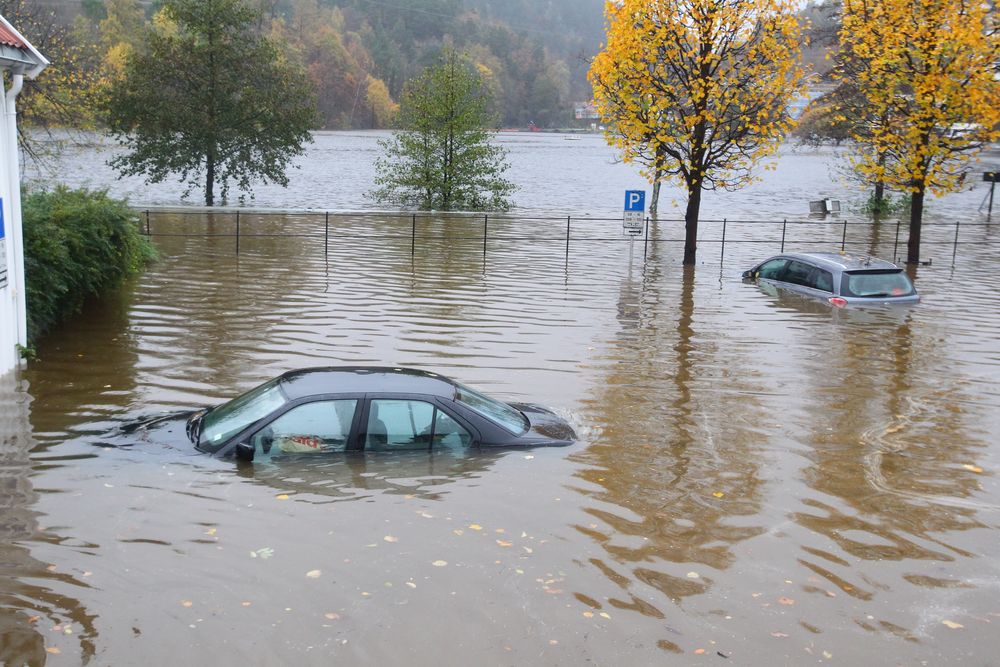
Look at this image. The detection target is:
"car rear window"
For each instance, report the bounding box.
[454,383,529,434]
[841,270,915,298]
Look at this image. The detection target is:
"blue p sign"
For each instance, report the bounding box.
[624,190,646,212]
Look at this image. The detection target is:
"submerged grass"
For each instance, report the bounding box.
[23,186,156,345]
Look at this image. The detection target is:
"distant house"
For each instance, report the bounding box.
[575,102,600,120]
[0,14,48,377]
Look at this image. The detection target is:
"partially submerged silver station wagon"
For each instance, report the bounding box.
[742,252,919,307]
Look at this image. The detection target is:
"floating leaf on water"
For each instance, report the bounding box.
[713,492,725,498]
[583,611,594,618]
[306,570,322,578]
[548,640,558,645]
[46,648,61,655]
[469,524,483,531]
[686,572,700,579]
[599,612,611,619]
[942,620,964,629]
[432,560,448,567]
[524,455,534,460]
[324,612,341,620]
[406,582,417,589]
[384,536,398,543]
[453,529,464,536]
[242,602,252,607]
[497,540,513,548]
[778,597,795,606]
[963,464,984,474]
[823,651,833,659]
[694,648,706,655]
[770,631,789,638]
[276,494,290,501]
[181,601,193,608]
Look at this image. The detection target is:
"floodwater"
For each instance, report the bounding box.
[1,205,999,665]
[10,132,1000,664]
[24,130,1000,219]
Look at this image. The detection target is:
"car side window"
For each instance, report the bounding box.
[757,259,787,280]
[812,268,834,293]
[782,260,814,287]
[366,400,436,450]
[433,410,473,449]
[365,400,472,451]
[251,399,357,457]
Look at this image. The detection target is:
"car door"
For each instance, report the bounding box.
[359,394,479,452]
[236,395,363,460]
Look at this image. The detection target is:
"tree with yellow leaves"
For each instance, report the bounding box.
[590,0,807,265]
[839,0,999,264]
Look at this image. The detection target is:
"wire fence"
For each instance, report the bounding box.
[137,209,998,266]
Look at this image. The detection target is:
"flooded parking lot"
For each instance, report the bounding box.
[2,213,999,665]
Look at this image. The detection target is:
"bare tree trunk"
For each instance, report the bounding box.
[907,187,924,265]
[650,176,662,220]
[683,184,702,266]
[205,145,215,207]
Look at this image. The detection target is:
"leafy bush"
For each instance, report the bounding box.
[22,186,156,343]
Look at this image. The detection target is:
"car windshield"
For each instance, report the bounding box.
[199,378,288,451]
[454,383,529,434]
[841,270,915,298]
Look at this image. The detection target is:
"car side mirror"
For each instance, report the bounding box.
[235,441,255,462]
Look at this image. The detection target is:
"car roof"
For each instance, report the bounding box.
[277,367,460,400]
[777,252,900,272]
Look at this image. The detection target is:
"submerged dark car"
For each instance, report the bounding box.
[186,367,576,461]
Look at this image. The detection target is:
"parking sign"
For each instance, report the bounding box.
[623,190,645,235]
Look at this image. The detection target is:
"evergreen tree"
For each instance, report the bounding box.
[104,0,319,206]
[369,49,515,211]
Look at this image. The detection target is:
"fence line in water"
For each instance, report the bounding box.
[138,209,997,267]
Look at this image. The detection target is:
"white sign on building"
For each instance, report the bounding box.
[0,201,7,289]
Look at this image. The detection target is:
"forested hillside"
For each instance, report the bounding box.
[33,0,605,129]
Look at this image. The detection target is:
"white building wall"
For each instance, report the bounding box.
[0,80,20,377]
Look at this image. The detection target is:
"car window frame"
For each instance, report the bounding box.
[754,257,789,281]
[214,393,364,458]
[359,393,481,452]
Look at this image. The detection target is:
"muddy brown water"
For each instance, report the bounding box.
[2,213,999,665]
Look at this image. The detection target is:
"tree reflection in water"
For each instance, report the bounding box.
[572,249,767,644]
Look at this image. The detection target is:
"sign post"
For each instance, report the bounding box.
[984,172,998,221]
[623,190,645,236]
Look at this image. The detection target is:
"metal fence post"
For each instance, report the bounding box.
[841,217,848,251]
[145,210,150,236]
[893,218,901,262]
[720,218,727,266]
[483,214,488,259]
[952,219,960,265]
[236,211,240,255]
[781,219,786,252]
[565,215,570,259]
[643,216,649,259]
[411,214,416,259]
[324,211,329,257]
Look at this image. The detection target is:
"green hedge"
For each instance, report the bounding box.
[23,187,156,344]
